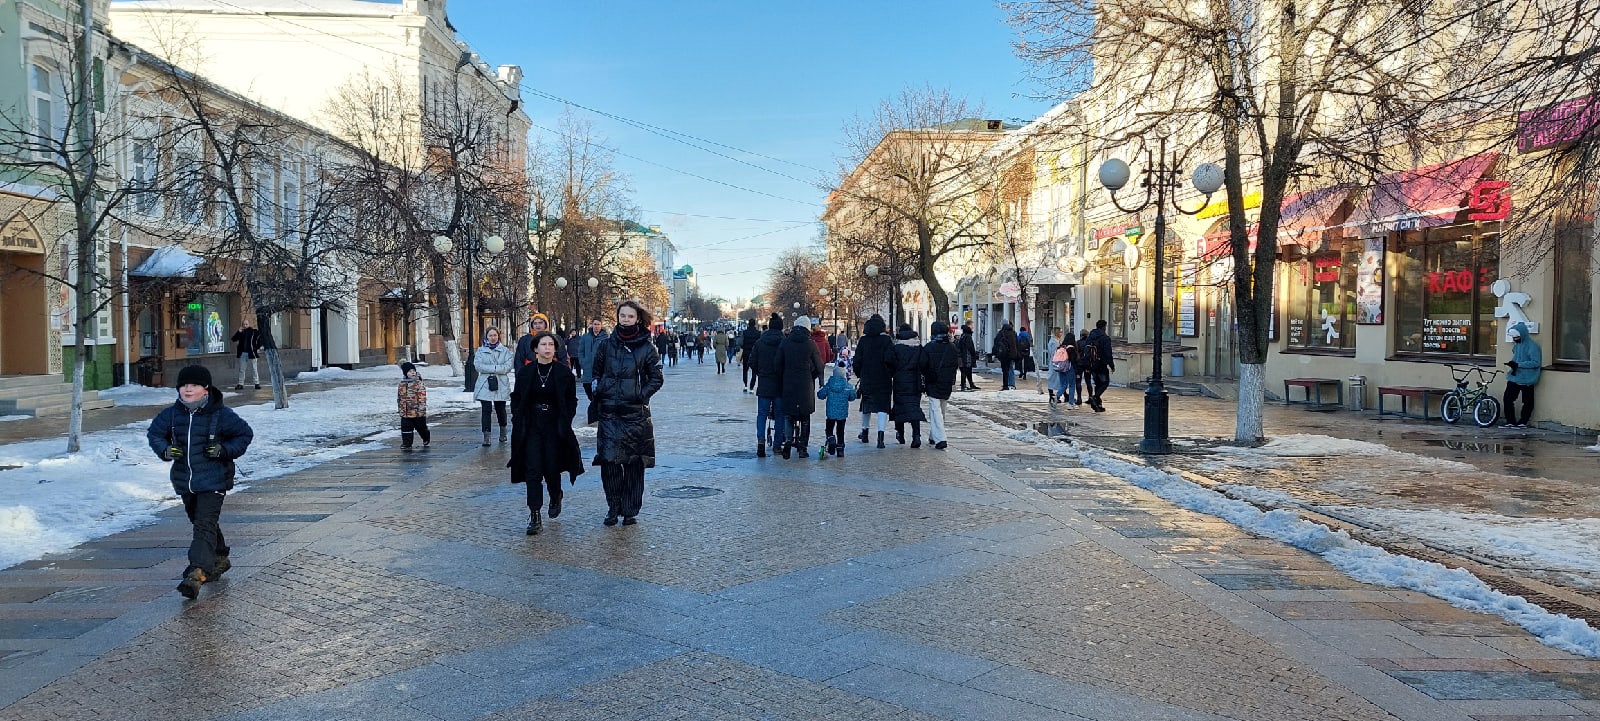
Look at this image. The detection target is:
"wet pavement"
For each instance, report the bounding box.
[1,362,1598,720]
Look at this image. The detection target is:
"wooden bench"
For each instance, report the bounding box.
[1377,386,1453,421]
[1283,378,1344,408]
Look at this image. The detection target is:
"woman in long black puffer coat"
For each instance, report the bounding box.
[779,317,825,458]
[509,332,584,536]
[853,314,897,448]
[889,324,928,448]
[587,300,663,527]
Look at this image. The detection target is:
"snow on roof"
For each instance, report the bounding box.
[110,0,405,16]
[130,245,204,278]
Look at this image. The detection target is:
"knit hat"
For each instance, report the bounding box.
[400,361,417,377]
[931,320,949,336]
[831,363,845,377]
[794,316,812,330]
[768,313,784,331]
[175,364,212,389]
[529,313,551,331]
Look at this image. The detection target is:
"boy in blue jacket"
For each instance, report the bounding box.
[146,365,254,599]
[817,364,857,458]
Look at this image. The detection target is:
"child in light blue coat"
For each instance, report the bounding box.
[817,364,857,458]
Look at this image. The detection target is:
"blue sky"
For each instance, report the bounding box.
[447,1,1052,300]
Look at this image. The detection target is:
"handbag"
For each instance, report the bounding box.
[486,375,499,392]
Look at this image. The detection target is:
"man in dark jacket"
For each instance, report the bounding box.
[752,314,787,457]
[923,321,960,450]
[740,322,762,393]
[853,314,896,448]
[956,323,979,391]
[230,321,263,390]
[572,319,606,388]
[993,322,1021,390]
[146,365,254,599]
[1082,319,1116,412]
[889,324,927,448]
[781,316,826,458]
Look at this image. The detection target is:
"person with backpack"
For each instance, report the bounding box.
[993,322,1022,391]
[1045,327,1068,405]
[1017,326,1034,382]
[1081,319,1115,412]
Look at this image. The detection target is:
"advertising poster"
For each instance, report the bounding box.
[1356,237,1385,324]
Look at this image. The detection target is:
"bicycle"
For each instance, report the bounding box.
[1440,364,1503,428]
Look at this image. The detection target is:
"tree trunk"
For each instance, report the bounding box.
[1236,362,1265,443]
[67,343,85,454]
[255,307,288,409]
[917,227,951,322]
[430,253,462,376]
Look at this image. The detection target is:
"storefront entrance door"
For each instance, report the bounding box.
[1205,286,1239,379]
[0,253,49,375]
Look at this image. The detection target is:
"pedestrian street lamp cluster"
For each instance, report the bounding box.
[433,232,506,392]
[553,274,599,333]
[1096,137,1224,454]
[817,285,858,338]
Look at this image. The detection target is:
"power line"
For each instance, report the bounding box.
[640,210,820,224]
[673,223,813,251]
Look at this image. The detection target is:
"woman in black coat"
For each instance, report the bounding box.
[853,314,897,448]
[587,300,664,526]
[509,332,584,536]
[779,318,825,458]
[889,324,928,447]
[956,323,979,391]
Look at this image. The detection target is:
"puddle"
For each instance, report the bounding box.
[1420,439,1534,456]
[652,485,725,499]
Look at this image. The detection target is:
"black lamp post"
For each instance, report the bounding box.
[554,274,598,336]
[434,231,505,392]
[1097,137,1224,454]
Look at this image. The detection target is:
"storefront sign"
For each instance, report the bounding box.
[1466,180,1512,221]
[1178,263,1198,338]
[1517,94,1598,153]
[1356,238,1385,324]
[1195,191,1261,220]
[1287,317,1307,346]
[0,212,45,254]
[1491,279,1539,341]
[1421,317,1471,352]
[1312,255,1342,283]
[1427,267,1493,295]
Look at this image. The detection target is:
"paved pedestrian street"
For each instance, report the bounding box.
[2,363,1598,720]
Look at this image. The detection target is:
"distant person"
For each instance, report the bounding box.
[890,323,927,448]
[510,332,584,535]
[740,321,762,392]
[752,314,787,457]
[474,327,514,445]
[231,320,263,390]
[1502,322,1541,428]
[1017,326,1034,382]
[993,322,1021,390]
[780,316,825,458]
[572,318,606,391]
[397,362,430,449]
[712,326,731,374]
[515,313,561,368]
[816,363,857,457]
[1082,320,1115,412]
[923,321,959,450]
[854,314,896,448]
[146,365,254,600]
[956,323,979,391]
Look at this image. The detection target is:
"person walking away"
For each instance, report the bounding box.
[1054,329,1083,407]
[809,321,835,384]
[397,362,430,449]
[854,314,897,448]
[663,330,678,367]
[726,329,739,365]
[712,327,731,374]
[573,318,606,393]
[889,323,928,447]
[780,316,825,458]
[587,300,664,526]
[1074,328,1090,404]
[474,327,514,445]
[1045,327,1066,404]
[1502,322,1541,428]
[956,323,979,391]
[653,329,671,365]
[816,363,857,457]
[1017,327,1034,382]
[1082,320,1115,412]
[741,322,762,393]
[146,365,254,599]
[923,321,959,450]
[231,320,263,390]
[752,314,787,457]
[993,322,1021,390]
[510,332,584,535]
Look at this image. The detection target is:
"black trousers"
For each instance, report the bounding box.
[959,366,975,389]
[526,471,563,513]
[999,358,1015,388]
[1090,369,1111,404]
[1503,381,1535,424]
[480,400,507,432]
[825,418,846,447]
[790,416,812,451]
[180,490,228,575]
[601,461,646,518]
[400,415,430,445]
[743,359,756,388]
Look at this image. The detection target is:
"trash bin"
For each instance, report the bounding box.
[1170,354,1184,377]
[1347,375,1367,411]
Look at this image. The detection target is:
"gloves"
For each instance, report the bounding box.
[205,444,225,459]
[1506,361,1518,370]
[165,446,183,461]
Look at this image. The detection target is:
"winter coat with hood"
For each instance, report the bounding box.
[854,315,896,414]
[713,331,730,354]
[993,324,1022,361]
[572,329,607,381]
[780,326,825,417]
[816,373,857,420]
[146,387,254,495]
[753,325,787,398]
[809,328,834,364]
[923,323,960,400]
[955,327,978,368]
[1082,327,1115,372]
[508,357,585,485]
[589,326,664,468]
[1507,322,1543,386]
[473,342,515,402]
[890,328,928,422]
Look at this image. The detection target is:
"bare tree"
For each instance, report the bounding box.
[764,247,825,321]
[829,86,1007,322]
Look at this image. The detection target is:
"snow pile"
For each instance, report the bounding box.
[957,388,1051,405]
[974,412,1600,657]
[0,415,29,423]
[1325,508,1600,584]
[1211,433,1477,471]
[0,375,475,569]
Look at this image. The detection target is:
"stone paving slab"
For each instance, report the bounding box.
[0,363,1597,719]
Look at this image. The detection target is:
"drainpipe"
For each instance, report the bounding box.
[120,224,131,385]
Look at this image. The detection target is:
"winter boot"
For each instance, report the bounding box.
[482,432,492,447]
[910,422,922,449]
[858,428,869,444]
[499,426,508,443]
[176,567,206,600]
[211,555,231,579]
[876,431,886,449]
[526,512,542,536]
[757,441,767,458]
[779,442,791,460]
[896,424,906,445]
[935,440,948,450]
[548,493,563,519]
[401,432,414,449]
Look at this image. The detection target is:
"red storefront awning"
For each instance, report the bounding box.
[1279,186,1353,236]
[1347,152,1499,234]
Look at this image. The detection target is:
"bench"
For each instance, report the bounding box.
[1283,378,1344,408]
[1377,386,1453,421]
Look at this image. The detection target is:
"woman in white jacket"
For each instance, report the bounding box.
[474,327,515,446]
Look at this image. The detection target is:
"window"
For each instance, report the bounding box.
[174,140,204,224]
[30,62,59,143]
[1285,240,1358,350]
[1393,224,1500,357]
[183,293,231,355]
[131,138,159,216]
[1553,213,1593,364]
[280,167,300,236]
[254,165,277,238]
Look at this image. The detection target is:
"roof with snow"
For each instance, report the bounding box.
[130,245,204,278]
[110,0,406,16]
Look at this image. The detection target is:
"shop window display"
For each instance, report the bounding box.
[1393,224,1500,357]
[1553,213,1593,364]
[183,293,232,356]
[1285,240,1358,350]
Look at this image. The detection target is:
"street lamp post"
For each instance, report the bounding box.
[1097,137,1223,454]
[554,275,599,334]
[434,232,506,392]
